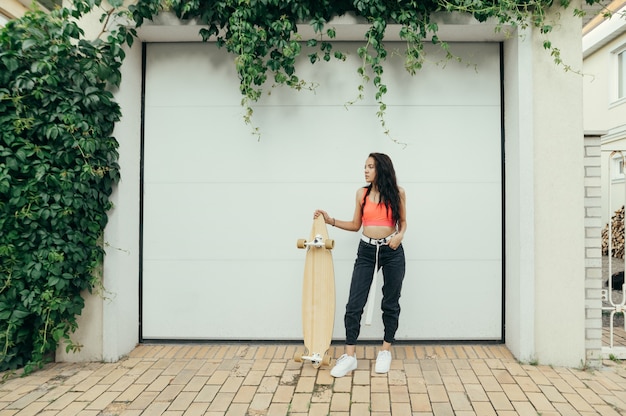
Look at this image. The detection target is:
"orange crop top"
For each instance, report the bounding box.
[361,191,395,227]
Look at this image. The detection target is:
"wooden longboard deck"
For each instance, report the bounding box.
[297,215,335,367]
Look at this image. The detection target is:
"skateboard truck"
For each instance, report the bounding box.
[295,350,332,368]
[301,352,323,364]
[297,234,335,250]
[307,235,325,247]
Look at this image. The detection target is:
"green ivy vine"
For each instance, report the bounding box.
[134,0,598,136]
[0,0,604,373]
[0,2,132,374]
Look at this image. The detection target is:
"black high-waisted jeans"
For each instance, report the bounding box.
[344,239,406,345]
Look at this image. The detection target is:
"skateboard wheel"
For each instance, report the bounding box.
[294,353,303,363]
[297,239,306,249]
[322,354,332,367]
[325,239,334,249]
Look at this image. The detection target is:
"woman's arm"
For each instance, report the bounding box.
[314,188,364,232]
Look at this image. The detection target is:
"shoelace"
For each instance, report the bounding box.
[337,354,350,362]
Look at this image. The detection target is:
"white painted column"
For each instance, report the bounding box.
[506,3,586,366]
[101,41,143,362]
[504,25,537,363]
[57,17,143,363]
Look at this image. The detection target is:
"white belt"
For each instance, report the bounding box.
[362,232,397,325]
[361,231,397,246]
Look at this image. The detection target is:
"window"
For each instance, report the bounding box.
[612,153,625,181]
[619,50,626,100]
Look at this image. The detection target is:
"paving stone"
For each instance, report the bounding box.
[154,384,184,402]
[390,401,412,415]
[406,377,427,394]
[456,369,480,384]
[389,384,410,402]
[471,401,497,416]
[448,391,472,411]
[539,384,568,402]
[351,385,370,403]
[525,391,557,412]
[311,384,333,403]
[84,391,120,410]
[370,392,390,412]
[42,392,82,410]
[352,370,370,385]
[427,384,448,402]
[307,402,330,416]
[294,376,315,393]
[332,377,352,393]
[430,401,456,416]
[370,377,388,393]
[207,392,236,412]
[442,375,464,392]
[501,382,527,401]
[289,393,312,413]
[562,392,596,413]
[330,392,351,412]
[486,391,514,411]
[465,383,489,402]
[478,374,503,392]
[409,393,431,412]
[422,370,443,384]
[250,393,272,411]
[510,400,538,416]
[232,385,257,403]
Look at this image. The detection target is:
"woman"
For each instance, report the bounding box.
[314,152,406,377]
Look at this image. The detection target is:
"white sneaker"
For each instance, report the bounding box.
[375,350,392,373]
[330,354,357,377]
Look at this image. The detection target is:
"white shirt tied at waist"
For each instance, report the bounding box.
[361,231,398,325]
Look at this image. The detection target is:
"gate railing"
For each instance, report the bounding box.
[603,150,626,358]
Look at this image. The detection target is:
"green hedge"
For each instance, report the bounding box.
[0,6,124,374]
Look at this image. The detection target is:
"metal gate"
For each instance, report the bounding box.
[603,150,626,358]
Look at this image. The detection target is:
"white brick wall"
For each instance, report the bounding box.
[584,135,603,367]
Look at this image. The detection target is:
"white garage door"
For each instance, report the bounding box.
[141,41,502,341]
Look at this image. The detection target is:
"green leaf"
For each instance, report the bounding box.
[21,38,37,51]
[11,309,29,320]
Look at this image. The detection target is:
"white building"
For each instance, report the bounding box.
[583,0,626,359]
[48,1,604,369]
[584,0,626,224]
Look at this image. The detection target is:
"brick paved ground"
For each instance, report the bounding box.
[1,343,625,416]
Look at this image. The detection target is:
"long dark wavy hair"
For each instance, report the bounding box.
[361,153,401,225]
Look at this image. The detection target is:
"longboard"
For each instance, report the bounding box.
[294,215,335,368]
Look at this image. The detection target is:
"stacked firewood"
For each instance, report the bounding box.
[602,206,625,259]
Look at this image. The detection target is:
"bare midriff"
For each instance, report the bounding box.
[363,225,397,240]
